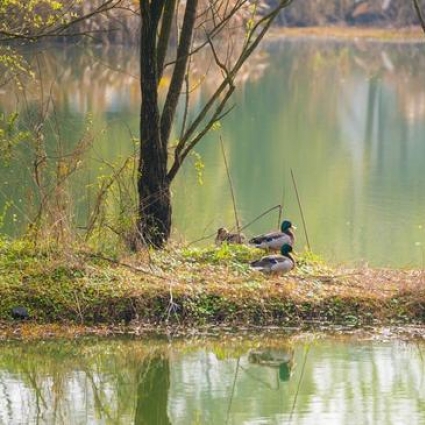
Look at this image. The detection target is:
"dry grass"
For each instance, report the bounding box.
[268,26,425,42]
[0,242,424,331]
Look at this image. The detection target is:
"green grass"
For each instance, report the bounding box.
[0,238,424,336]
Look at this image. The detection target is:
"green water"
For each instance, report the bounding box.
[0,331,423,424]
[1,38,425,266]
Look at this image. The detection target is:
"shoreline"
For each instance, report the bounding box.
[1,321,425,341]
[0,244,424,338]
[267,26,425,43]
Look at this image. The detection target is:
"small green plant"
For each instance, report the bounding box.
[180,244,260,264]
[190,150,205,185]
[84,151,139,253]
[0,112,31,163]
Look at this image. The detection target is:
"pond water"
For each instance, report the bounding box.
[0,331,424,424]
[1,38,425,267]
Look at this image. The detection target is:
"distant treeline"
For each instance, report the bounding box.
[276,0,422,27]
[3,0,424,45]
[69,0,423,44]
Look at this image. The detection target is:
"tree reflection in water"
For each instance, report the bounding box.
[135,351,171,425]
[0,334,424,424]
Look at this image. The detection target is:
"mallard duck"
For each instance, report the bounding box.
[249,220,295,250]
[250,243,295,274]
[215,227,246,245]
[248,347,294,381]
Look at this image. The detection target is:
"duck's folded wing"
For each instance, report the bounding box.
[250,255,280,268]
[249,232,281,244]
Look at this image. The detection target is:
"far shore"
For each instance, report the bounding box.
[268,25,425,42]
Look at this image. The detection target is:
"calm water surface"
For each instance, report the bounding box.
[1,38,425,266]
[0,331,423,424]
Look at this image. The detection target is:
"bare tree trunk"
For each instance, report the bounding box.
[134,354,171,424]
[138,0,197,248]
[137,135,171,248]
[138,0,171,248]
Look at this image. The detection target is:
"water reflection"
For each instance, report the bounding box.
[1,39,425,266]
[135,349,171,425]
[0,332,424,424]
[248,346,294,382]
[173,39,425,267]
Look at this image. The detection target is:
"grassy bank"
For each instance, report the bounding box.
[1,239,424,334]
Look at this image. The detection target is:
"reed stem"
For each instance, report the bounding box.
[291,168,311,251]
[220,136,241,232]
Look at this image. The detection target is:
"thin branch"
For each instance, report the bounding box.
[220,136,241,232]
[186,204,282,245]
[288,344,310,424]
[83,252,167,280]
[225,358,240,425]
[206,29,231,78]
[51,0,125,36]
[413,0,425,34]
[239,204,282,233]
[85,157,132,239]
[179,68,191,141]
[168,0,292,181]
[0,28,119,42]
[0,0,124,41]
[167,84,235,181]
[162,1,247,70]
[291,168,311,251]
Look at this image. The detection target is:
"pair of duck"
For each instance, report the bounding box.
[215,220,295,274]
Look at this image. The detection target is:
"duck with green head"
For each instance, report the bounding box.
[249,220,295,250]
[250,243,295,274]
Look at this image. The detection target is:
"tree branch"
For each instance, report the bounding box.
[167,0,292,182]
[413,0,425,35]
[167,86,235,181]
[160,0,199,150]
[157,0,177,82]
[163,0,248,69]
[0,0,124,41]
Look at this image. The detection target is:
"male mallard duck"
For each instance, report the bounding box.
[249,220,295,250]
[250,243,295,274]
[215,227,246,245]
